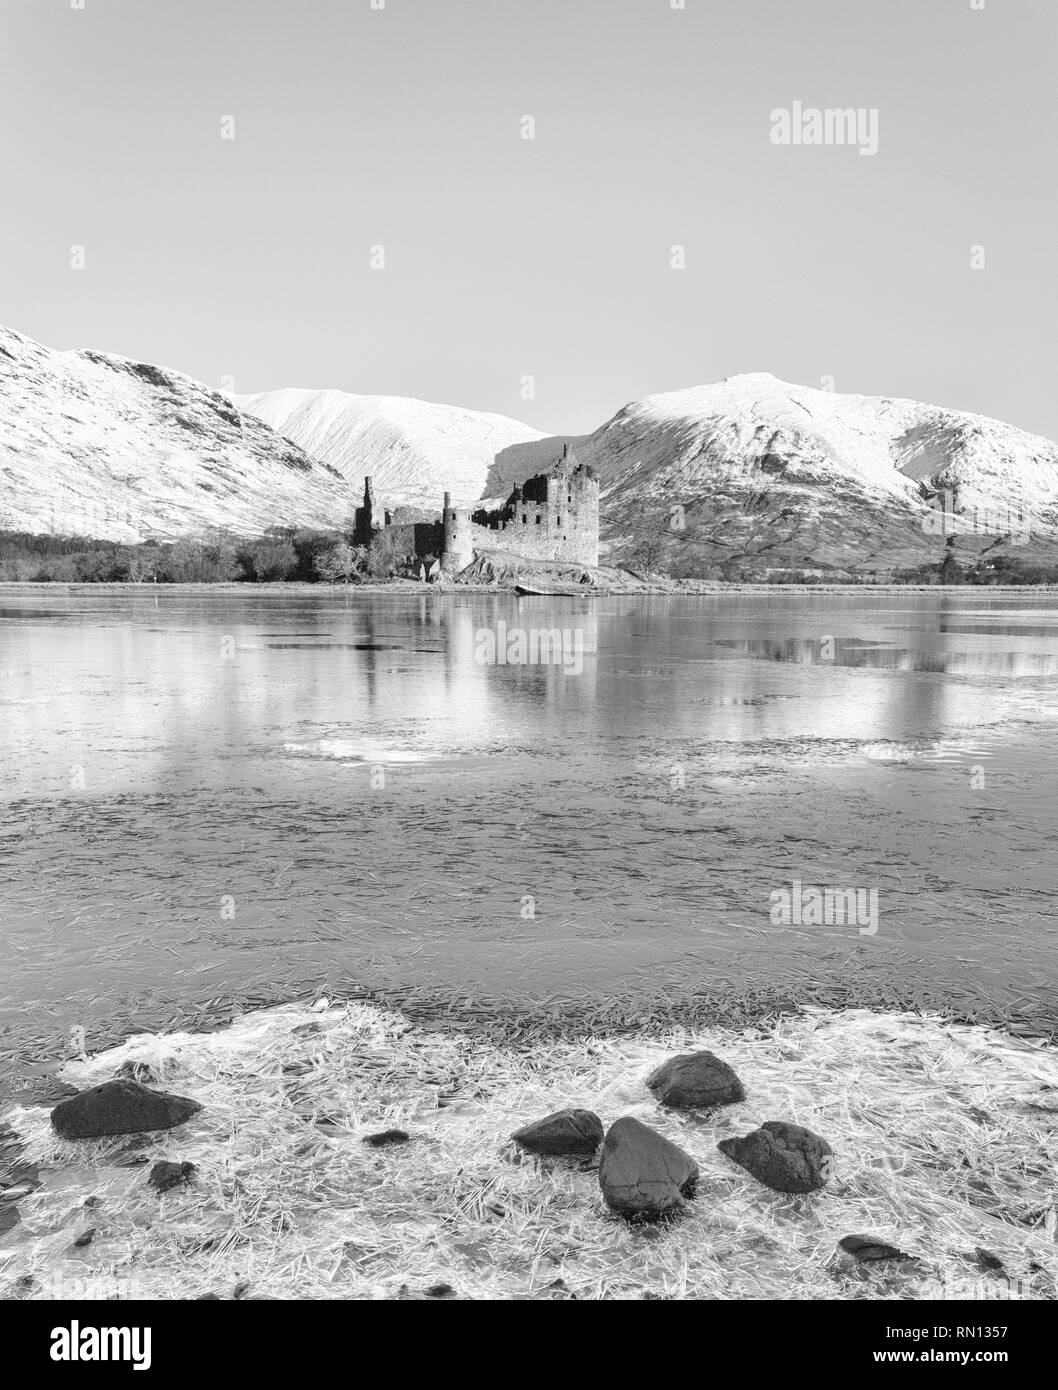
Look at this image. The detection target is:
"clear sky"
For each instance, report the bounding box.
[2,0,1056,439]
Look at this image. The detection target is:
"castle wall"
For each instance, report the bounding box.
[469,466,599,567]
[467,507,597,567]
[354,447,599,576]
[383,520,444,558]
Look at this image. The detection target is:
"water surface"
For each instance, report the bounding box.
[2,587,1057,1090]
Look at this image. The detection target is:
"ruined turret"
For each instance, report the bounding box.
[441,490,473,573]
[353,475,378,545]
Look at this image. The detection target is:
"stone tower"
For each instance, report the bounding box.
[353,476,378,546]
[441,490,473,574]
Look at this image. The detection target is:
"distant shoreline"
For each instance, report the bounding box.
[5,579,1058,597]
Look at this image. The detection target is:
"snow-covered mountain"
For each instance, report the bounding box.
[0,325,353,541]
[234,387,557,510]
[4,322,1058,572]
[577,374,1058,570]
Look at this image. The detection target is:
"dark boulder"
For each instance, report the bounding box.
[598,1116,699,1219]
[363,1129,410,1148]
[647,1051,746,1110]
[511,1108,604,1157]
[839,1234,913,1263]
[147,1160,196,1194]
[718,1120,832,1193]
[51,1080,201,1140]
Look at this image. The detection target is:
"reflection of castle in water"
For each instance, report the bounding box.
[353,443,599,573]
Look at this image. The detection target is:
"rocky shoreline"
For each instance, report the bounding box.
[2,999,1056,1300]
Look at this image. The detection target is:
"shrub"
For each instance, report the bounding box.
[236,538,299,582]
[365,529,407,579]
[314,540,364,583]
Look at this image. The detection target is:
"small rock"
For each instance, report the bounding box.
[72,1229,95,1248]
[511,1108,604,1157]
[647,1051,746,1110]
[975,1247,1005,1273]
[363,1129,410,1148]
[196,1292,221,1300]
[51,1080,201,1140]
[84,1195,103,1209]
[424,1283,455,1299]
[839,1234,913,1263]
[147,1160,196,1194]
[598,1116,699,1219]
[542,1277,575,1300]
[718,1120,832,1193]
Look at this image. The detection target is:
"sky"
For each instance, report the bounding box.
[2,0,1056,439]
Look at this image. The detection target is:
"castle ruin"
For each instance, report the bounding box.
[356,443,599,574]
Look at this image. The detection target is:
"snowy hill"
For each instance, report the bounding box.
[577,374,1058,571]
[4,322,1058,573]
[234,387,557,510]
[0,325,353,541]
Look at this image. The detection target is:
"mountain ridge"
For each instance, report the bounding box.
[3,323,1057,570]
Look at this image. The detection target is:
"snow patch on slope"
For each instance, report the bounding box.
[234,387,555,510]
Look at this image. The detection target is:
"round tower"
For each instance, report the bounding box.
[442,491,473,573]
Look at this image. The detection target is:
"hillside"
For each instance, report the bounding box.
[0,325,353,542]
[576,374,1058,573]
[4,322,1058,574]
[234,387,557,510]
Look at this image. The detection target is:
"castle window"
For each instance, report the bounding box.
[535,514,541,524]
[522,513,527,524]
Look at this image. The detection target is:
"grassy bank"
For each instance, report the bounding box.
[2,999,1056,1300]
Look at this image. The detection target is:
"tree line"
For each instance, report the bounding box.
[0,527,427,584]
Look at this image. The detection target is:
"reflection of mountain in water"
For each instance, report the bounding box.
[712,634,1058,676]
